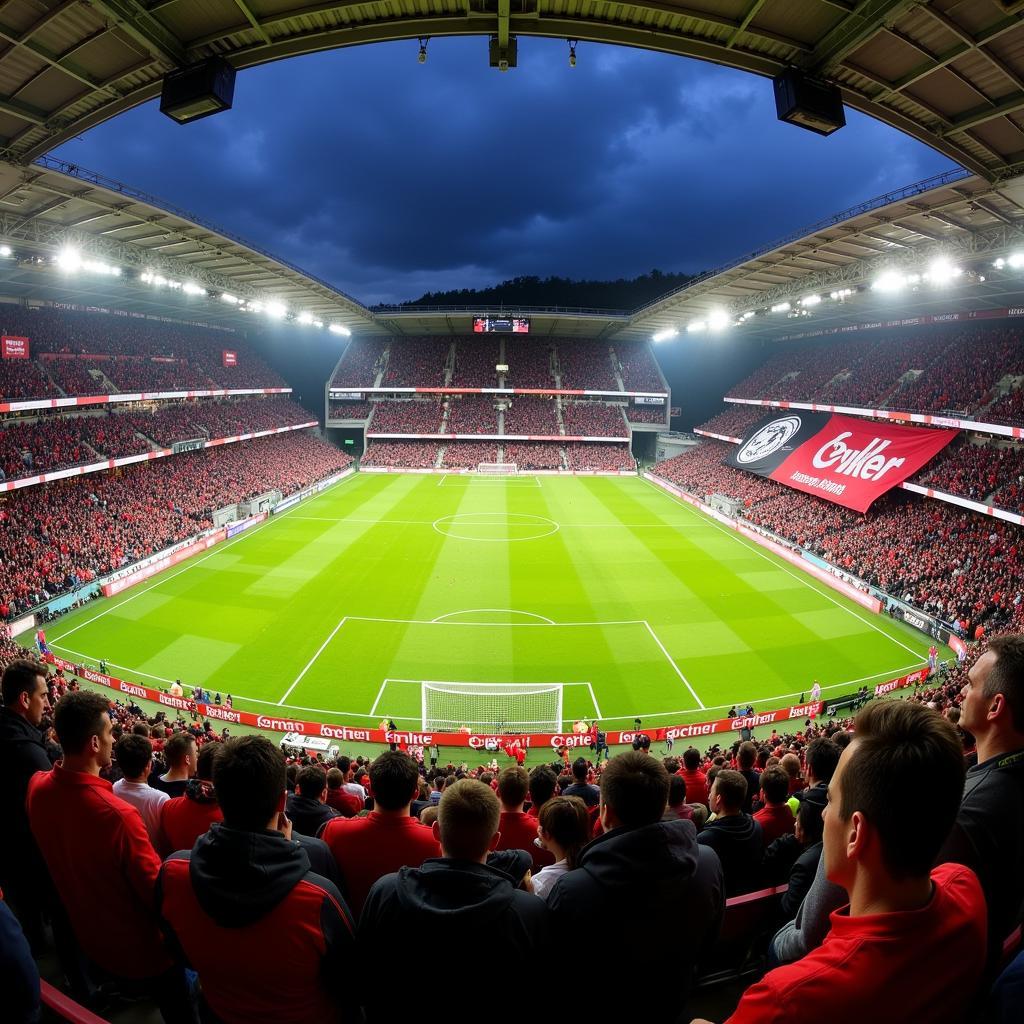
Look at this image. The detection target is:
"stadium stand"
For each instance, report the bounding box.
[696,405,764,438]
[502,396,559,435]
[615,340,664,392]
[556,339,617,390]
[328,400,374,420]
[502,442,563,470]
[446,395,498,434]
[366,399,443,434]
[382,337,449,387]
[0,432,350,618]
[451,338,500,387]
[329,337,386,389]
[0,357,60,401]
[504,338,554,388]
[625,403,668,423]
[441,441,499,467]
[562,401,628,437]
[565,442,634,471]
[361,440,440,469]
[915,439,1024,510]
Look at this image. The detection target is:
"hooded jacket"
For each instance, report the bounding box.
[158,823,354,1024]
[358,858,549,1020]
[285,791,338,839]
[548,818,724,1015]
[0,708,51,890]
[697,812,764,895]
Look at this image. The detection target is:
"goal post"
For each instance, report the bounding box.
[421,681,563,733]
[477,462,517,475]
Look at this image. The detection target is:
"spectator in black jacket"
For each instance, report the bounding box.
[285,765,338,838]
[158,736,353,1024]
[697,769,764,895]
[762,786,827,920]
[548,752,723,1018]
[0,659,51,946]
[358,779,548,1021]
[0,897,39,1024]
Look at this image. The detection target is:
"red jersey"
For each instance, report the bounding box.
[161,793,223,854]
[753,803,796,847]
[496,810,555,871]
[678,768,710,807]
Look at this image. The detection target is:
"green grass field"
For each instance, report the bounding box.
[38,472,938,733]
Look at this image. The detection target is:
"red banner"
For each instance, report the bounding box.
[222,350,237,368]
[728,412,957,513]
[2,335,29,359]
[44,654,928,751]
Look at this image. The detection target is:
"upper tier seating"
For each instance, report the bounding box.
[382,338,449,387]
[503,396,559,435]
[451,339,500,387]
[330,338,386,389]
[446,395,498,434]
[366,400,443,434]
[557,340,617,390]
[695,406,764,437]
[562,402,628,437]
[503,339,554,388]
[616,341,663,392]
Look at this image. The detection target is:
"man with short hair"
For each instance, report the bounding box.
[286,765,339,837]
[495,765,554,871]
[325,766,362,817]
[158,736,353,1023]
[753,766,796,847]
[321,751,439,917]
[562,756,600,807]
[787,737,840,815]
[679,747,710,807]
[27,691,193,1022]
[161,742,223,853]
[697,702,986,1024]
[113,734,169,848]
[697,769,764,895]
[359,779,549,1018]
[0,659,52,941]
[549,752,723,1013]
[736,741,760,814]
[939,634,1024,964]
[527,765,557,817]
[151,732,196,798]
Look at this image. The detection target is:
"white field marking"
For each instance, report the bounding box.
[49,472,360,645]
[642,620,705,710]
[369,678,388,717]
[287,514,690,528]
[385,677,595,687]
[438,475,447,486]
[585,681,603,719]
[640,477,927,661]
[345,615,646,627]
[277,616,349,705]
[436,475,541,488]
[430,608,556,624]
[432,511,559,542]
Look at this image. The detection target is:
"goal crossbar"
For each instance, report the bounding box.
[477,462,517,476]
[421,681,562,732]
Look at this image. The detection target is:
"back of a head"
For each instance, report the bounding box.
[115,734,153,779]
[601,752,670,829]
[296,764,327,799]
[797,789,826,845]
[668,774,687,807]
[839,701,965,878]
[682,747,701,771]
[214,736,285,831]
[806,737,841,784]
[53,691,110,754]
[985,634,1024,732]
[528,766,557,806]
[1,658,44,708]
[571,757,588,782]
[497,765,529,807]
[759,766,789,806]
[326,767,344,790]
[196,742,220,782]
[538,796,590,868]
[737,741,757,770]
[713,769,747,814]
[780,752,801,779]
[164,730,195,769]
[437,779,500,860]
[368,751,419,811]
[131,721,151,737]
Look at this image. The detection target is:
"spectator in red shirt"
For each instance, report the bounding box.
[753,767,796,847]
[27,691,195,1022]
[325,767,362,817]
[160,742,223,854]
[495,765,554,872]
[320,751,439,918]
[695,702,986,1024]
[780,752,805,796]
[679,746,710,807]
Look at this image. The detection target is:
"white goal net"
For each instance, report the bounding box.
[477,462,517,476]
[421,682,563,733]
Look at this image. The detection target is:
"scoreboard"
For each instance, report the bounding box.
[472,316,530,334]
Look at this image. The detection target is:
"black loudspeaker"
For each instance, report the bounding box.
[773,69,845,136]
[489,36,517,72]
[160,57,236,125]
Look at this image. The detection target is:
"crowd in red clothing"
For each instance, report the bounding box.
[364,400,442,434]
[616,340,664,392]
[329,337,385,388]
[446,395,498,433]
[626,403,668,423]
[696,405,763,437]
[504,339,555,387]
[562,401,628,436]
[503,396,559,435]
[556,339,617,390]
[442,441,499,468]
[451,339,500,386]
[917,439,1024,510]
[382,338,449,387]
[502,442,563,469]
[565,442,635,471]
[0,432,351,619]
[327,400,373,420]
[361,441,439,468]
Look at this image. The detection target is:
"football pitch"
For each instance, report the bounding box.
[41,472,937,733]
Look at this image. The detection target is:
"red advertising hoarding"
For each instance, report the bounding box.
[727,412,957,513]
[222,350,237,367]
[2,335,29,359]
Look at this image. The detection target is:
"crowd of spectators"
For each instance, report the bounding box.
[985,388,1024,427]
[626,402,668,423]
[615,340,664,392]
[565,442,635,471]
[451,339,499,386]
[503,339,554,387]
[446,395,498,434]
[364,400,442,434]
[654,440,1024,636]
[696,405,764,438]
[441,442,499,468]
[502,442,564,470]
[562,401,629,437]
[0,358,60,401]
[502,396,559,435]
[361,441,439,469]
[327,400,373,421]
[0,432,351,619]
[556,339,617,390]
[329,338,385,389]
[0,416,111,479]
[915,439,1024,510]
[382,338,449,387]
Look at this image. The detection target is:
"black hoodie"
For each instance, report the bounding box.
[158,824,354,1024]
[697,811,764,896]
[548,818,724,1016]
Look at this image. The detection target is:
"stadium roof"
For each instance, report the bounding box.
[624,163,1024,342]
[0,1,1020,180]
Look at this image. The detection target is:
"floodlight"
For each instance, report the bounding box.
[265,301,287,319]
[872,271,906,293]
[418,38,429,64]
[707,309,730,330]
[0,245,12,257]
[329,324,351,336]
[568,40,577,68]
[925,258,960,284]
[182,282,206,295]
[770,302,790,313]
[160,57,235,125]
[1009,253,1024,269]
[800,294,821,306]
[221,293,239,304]
[652,328,678,343]
[56,247,81,272]
[686,321,707,333]
[297,312,314,325]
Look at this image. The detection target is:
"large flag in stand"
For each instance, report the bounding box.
[725,411,958,513]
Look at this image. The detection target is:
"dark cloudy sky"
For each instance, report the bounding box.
[53,37,958,306]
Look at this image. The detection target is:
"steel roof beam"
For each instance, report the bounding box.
[87,0,186,67]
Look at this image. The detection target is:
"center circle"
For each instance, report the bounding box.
[432,512,559,542]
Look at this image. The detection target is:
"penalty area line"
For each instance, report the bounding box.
[277,616,348,706]
[643,620,706,710]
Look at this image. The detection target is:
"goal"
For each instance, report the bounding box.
[421,681,563,733]
[477,462,518,476]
